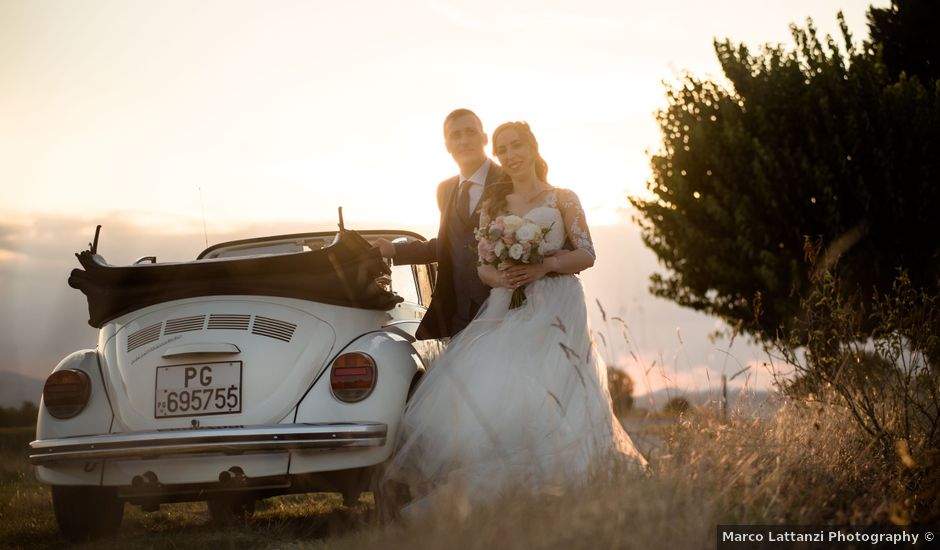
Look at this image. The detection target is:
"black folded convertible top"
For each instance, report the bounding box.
[69,229,402,328]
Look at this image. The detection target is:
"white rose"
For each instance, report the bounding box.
[493,241,506,258]
[508,243,524,260]
[502,215,524,232]
[515,222,539,243]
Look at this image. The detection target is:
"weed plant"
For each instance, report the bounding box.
[769,260,940,523]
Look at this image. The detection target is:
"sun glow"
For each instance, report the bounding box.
[0,0,885,388]
[2,0,875,230]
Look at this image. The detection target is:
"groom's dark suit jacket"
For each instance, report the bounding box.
[394,161,506,340]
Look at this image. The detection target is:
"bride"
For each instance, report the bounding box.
[383,121,647,511]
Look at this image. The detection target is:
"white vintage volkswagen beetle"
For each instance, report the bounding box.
[29,219,435,540]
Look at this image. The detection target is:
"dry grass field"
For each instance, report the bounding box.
[2,393,920,550]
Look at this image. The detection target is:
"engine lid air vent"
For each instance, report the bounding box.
[164,315,206,335]
[252,316,296,342]
[207,314,251,331]
[127,323,162,352]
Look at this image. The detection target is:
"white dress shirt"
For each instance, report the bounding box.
[458,158,492,215]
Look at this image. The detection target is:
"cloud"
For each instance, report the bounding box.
[0,220,28,257]
[0,212,434,378]
[425,0,486,30]
[1,212,771,399]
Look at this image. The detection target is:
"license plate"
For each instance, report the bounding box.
[155,361,242,418]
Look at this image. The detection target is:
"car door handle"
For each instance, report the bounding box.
[162,343,241,357]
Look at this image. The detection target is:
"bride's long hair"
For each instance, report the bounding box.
[481,121,550,219]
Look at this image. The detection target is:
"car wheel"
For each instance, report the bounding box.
[51,485,124,542]
[207,494,256,525]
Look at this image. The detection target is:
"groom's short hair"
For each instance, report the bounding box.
[443,108,483,135]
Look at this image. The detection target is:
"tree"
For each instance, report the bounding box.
[662,396,692,416]
[607,367,635,416]
[630,14,940,339]
[0,401,38,428]
[868,0,940,85]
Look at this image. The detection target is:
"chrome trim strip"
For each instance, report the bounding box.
[162,342,240,357]
[28,423,386,465]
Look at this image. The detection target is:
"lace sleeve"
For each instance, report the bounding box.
[557,188,595,258]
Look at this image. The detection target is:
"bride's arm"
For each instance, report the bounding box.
[551,188,596,273]
[543,247,594,274]
[499,189,596,289]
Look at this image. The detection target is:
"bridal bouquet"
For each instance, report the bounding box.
[475,215,552,308]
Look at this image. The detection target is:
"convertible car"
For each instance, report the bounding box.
[28,218,435,540]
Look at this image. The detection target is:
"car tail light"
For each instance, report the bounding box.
[43,369,92,419]
[330,352,376,403]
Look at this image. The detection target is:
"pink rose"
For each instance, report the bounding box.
[477,238,496,263]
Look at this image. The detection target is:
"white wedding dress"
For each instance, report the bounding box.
[384,189,647,509]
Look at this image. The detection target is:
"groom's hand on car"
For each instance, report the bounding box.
[372,238,396,259]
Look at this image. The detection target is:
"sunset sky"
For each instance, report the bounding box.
[0,0,885,395]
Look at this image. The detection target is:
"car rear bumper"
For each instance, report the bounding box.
[28,422,387,465]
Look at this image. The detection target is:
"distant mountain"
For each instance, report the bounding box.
[0,371,44,408]
[634,387,778,414]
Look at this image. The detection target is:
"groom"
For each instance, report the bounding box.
[373,108,504,339]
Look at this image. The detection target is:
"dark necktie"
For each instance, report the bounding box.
[457,180,473,224]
